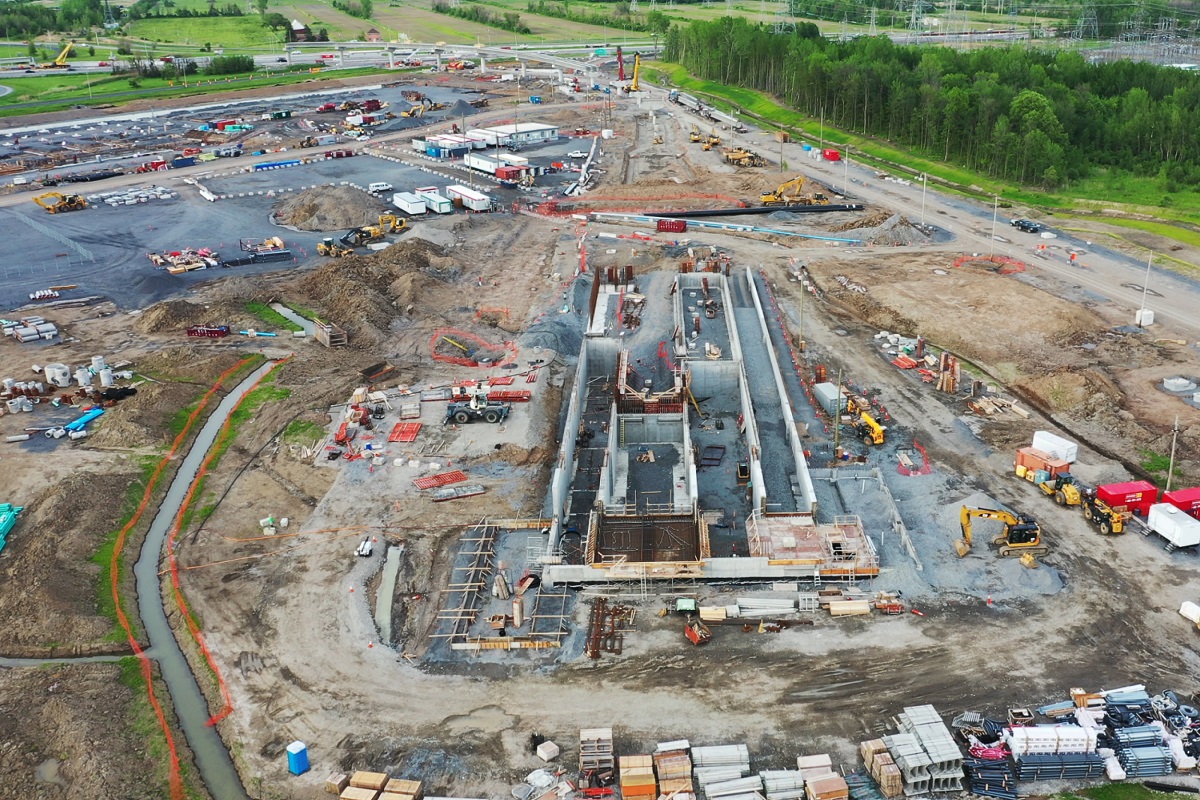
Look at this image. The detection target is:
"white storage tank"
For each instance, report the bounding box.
[45,364,72,387]
[1148,503,1200,549]
[74,368,92,386]
[90,355,106,371]
[99,368,115,387]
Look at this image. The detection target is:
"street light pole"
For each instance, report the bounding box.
[1138,250,1154,326]
[843,144,849,195]
[920,172,927,226]
[989,196,998,257]
[1166,415,1180,492]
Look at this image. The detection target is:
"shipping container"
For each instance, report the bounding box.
[496,153,529,166]
[392,192,427,215]
[1014,447,1070,480]
[170,156,195,168]
[822,148,841,161]
[495,165,524,180]
[1032,430,1078,463]
[411,138,427,151]
[657,219,687,233]
[466,128,504,146]
[1096,480,1158,517]
[1162,486,1200,519]
[1147,503,1200,549]
[314,134,337,146]
[445,184,492,211]
[414,187,453,214]
[813,382,847,416]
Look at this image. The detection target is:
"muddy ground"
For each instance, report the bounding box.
[1,80,1199,800]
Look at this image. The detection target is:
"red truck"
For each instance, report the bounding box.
[316,102,337,113]
[362,99,383,112]
[135,160,168,173]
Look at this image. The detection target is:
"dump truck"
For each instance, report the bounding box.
[724,147,766,167]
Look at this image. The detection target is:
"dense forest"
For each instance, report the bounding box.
[665,17,1200,189]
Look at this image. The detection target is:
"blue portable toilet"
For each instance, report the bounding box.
[286,741,310,775]
[802,144,813,152]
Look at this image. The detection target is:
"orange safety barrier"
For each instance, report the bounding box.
[166,358,289,729]
[109,355,256,800]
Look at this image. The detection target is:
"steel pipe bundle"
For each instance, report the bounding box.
[1117,746,1173,777]
[693,746,751,769]
[705,777,763,798]
[1113,725,1164,748]
[962,758,1017,800]
[1012,753,1106,781]
[695,769,749,787]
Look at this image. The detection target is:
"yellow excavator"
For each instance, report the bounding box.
[847,396,885,446]
[705,129,721,147]
[957,506,1047,565]
[32,192,87,213]
[378,214,407,233]
[689,124,703,143]
[340,226,385,247]
[761,175,830,207]
[41,42,74,69]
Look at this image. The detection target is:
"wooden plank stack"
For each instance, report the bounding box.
[341,789,381,800]
[654,747,695,800]
[381,778,424,800]
[804,774,848,800]
[326,773,351,795]
[621,755,658,800]
[861,739,903,799]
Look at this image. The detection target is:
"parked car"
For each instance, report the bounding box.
[568,150,588,159]
[1011,219,1042,233]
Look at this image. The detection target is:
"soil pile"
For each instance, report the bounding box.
[134,299,210,334]
[274,186,388,231]
[837,213,934,246]
[830,210,892,232]
[299,237,462,345]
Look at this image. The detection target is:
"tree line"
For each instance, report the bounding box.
[432,1,532,34]
[665,17,1200,190]
[524,1,671,36]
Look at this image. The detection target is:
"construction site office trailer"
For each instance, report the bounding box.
[445,184,491,212]
[414,186,453,214]
[392,192,427,215]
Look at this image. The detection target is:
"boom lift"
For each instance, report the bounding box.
[957,506,1048,564]
[761,175,829,207]
[32,192,87,213]
[626,53,642,92]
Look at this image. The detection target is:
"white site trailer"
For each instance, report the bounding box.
[446,185,492,212]
[392,192,428,215]
[464,153,501,174]
[414,186,453,214]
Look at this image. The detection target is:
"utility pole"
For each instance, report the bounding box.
[843,144,849,195]
[989,196,998,257]
[1166,415,1180,491]
[1138,250,1154,326]
[919,172,927,226]
[832,367,843,461]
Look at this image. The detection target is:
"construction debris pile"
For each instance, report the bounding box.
[828,214,934,247]
[274,186,389,231]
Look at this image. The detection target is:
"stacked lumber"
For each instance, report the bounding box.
[380,778,424,800]
[655,747,695,800]
[341,789,381,800]
[795,755,834,783]
[804,775,848,800]
[327,774,351,794]
[621,755,658,800]
[860,741,902,800]
[349,772,390,792]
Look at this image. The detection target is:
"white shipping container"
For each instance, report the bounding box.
[1148,503,1200,548]
[414,187,453,214]
[392,192,427,215]
[410,138,427,151]
[1032,430,1078,463]
[464,153,500,174]
[466,128,501,146]
[496,153,528,166]
[1180,601,1200,625]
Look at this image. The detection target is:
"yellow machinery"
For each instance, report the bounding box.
[957,506,1047,565]
[629,53,642,92]
[847,396,885,445]
[1081,489,1130,535]
[32,192,87,213]
[41,42,74,69]
[378,214,407,233]
[652,134,664,144]
[689,125,703,143]
[702,141,713,151]
[401,105,424,118]
[340,226,384,248]
[317,238,354,257]
[705,130,721,146]
[724,147,766,167]
[761,175,829,207]
[1031,472,1081,506]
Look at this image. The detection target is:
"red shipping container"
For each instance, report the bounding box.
[1162,486,1200,519]
[656,219,687,233]
[496,165,523,180]
[1096,480,1159,517]
[822,148,841,161]
[1015,446,1069,479]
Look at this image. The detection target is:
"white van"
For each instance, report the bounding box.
[12,176,28,186]
[367,181,393,195]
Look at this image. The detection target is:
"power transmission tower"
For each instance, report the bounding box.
[839,14,849,39]
[868,7,878,36]
[630,0,638,11]
[907,0,923,42]
[103,0,118,28]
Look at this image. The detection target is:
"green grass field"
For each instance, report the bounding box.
[127,16,285,49]
[650,62,1200,238]
[0,66,392,116]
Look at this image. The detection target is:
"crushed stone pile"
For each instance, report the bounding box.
[135,299,209,334]
[299,238,461,346]
[837,213,935,246]
[273,186,388,231]
[830,210,893,232]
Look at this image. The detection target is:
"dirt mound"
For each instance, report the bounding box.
[274,186,388,231]
[134,299,209,334]
[837,213,934,246]
[298,237,462,345]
